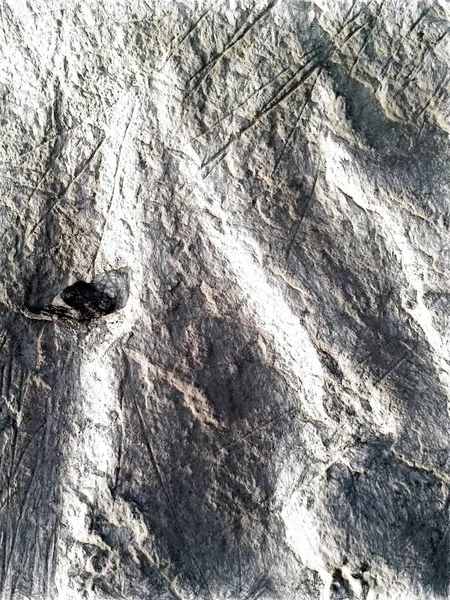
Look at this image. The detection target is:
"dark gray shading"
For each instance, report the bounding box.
[324,437,450,597]
[0,311,77,598]
[0,1,449,598]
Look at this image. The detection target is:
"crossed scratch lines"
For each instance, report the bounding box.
[26,135,105,240]
[5,100,138,257]
[92,102,138,276]
[285,152,322,261]
[354,337,418,387]
[122,347,312,598]
[180,1,390,180]
[122,351,214,600]
[0,352,56,597]
[0,127,105,252]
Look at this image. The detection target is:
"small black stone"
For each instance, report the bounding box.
[60,281,117,321]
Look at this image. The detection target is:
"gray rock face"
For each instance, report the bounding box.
[0,1,449,598]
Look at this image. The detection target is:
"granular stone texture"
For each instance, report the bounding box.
[0,1,449,599]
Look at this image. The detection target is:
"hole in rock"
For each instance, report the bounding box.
[59,269,130,321]
[60,281,117,320]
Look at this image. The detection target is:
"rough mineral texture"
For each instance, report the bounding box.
[0,1,450,598]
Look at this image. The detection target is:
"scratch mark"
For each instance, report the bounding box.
[408,6,432,35]
[1,435,42,595]
[3,360,12,405]
[242,571,271,600]
[92,103,137,275]
[191,45,327,142]
[0,531,4,590]
[162,0,221,67]
[393,29,449,99]
[341,22,366,45]
[111,378,124,499]
[15,134,59,230]
[27,137,105,239]
[349,0,386,77]
[201,56,324,175]
[234,51,323,127]
[355,338,400,368]
[0,3,8,46]
[285,154,322,260]
[185,0,278,99]
[273,69,321,174]
[48,529,58,598]
[0,174,53,195]
[124,352,214,600]
[375,351,410,385]
[6,424,44,493]
[191,63,294,141]
[0,332,7,355]
[220,406,299,450]
[415,73,448,122]
[333,0,375,38]
[237,544,242,594]
[30,524,40,595]
[378,6,432,84]
[1,129,73,167]
[6,364,18,487]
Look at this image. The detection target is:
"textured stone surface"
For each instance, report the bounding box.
[0,1,450,598]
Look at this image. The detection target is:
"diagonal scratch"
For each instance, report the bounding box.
[92,102,138,274]
[162,0,221,68]
[272,69,322,175]
[374,350,410,385]
[191,63,294,142]
[285,151,322,260]
[27,137,105,239]
[184,0,279,99]
[220,406,300,450]
[349,0,386,77]
[200,57,325,175]
[124,352,214,600]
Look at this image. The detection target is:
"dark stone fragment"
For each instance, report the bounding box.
[60,281,117,320]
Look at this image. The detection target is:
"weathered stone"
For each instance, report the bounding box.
[0,1,449,598]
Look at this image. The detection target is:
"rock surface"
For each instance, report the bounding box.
[0,1,450,598]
